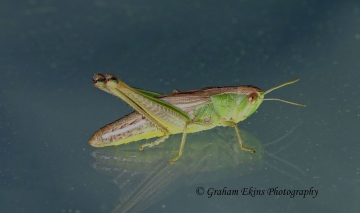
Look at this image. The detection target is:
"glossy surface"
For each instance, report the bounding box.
[1,1,359,212]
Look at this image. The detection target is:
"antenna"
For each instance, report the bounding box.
[263,78,306,107]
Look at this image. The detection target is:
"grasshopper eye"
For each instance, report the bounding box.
[248,92,258,104]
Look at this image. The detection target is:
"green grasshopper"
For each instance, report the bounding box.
[89,73,305,163]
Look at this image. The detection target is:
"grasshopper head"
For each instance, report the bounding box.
[248,89,265,111]
[236,86,265,120]
[237,78,305,122]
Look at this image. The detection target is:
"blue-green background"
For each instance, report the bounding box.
[1,0,359,212]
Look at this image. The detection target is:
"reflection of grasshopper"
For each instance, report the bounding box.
[92,128,265,213]
[89,73,305,163]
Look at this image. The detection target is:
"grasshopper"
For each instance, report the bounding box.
[89,73,305,163]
